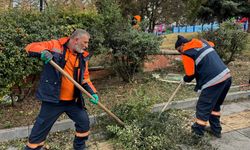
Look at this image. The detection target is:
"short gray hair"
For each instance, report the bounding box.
[70,29,90,39]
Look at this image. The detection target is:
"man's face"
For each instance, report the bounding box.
[73,34,90,53]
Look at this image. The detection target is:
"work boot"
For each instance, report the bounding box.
[209,115,222,138]
[73,136,88,150]
[205,126,221,138]
[191,123,205,137]
[190,123,205,144]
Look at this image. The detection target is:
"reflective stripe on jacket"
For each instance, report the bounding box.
[25,37,97,103]
[182,39,230,91]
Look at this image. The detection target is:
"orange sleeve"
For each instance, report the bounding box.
[25,41,54,53]
[207,41,215,47]
[83,61,97,93]
[182,55,195,76]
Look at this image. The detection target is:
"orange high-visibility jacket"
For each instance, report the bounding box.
[25,37,97,102]
[132,15,141,30]
[181,39,230,92]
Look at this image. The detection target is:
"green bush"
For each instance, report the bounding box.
[0,0,161,101]
[105,96,214,150]
[97,0,162,82]
[0,8,104,99]
[110,29,162,82]
[201,19,248,64]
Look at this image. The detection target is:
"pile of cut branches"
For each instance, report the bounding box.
[103,97,215,150]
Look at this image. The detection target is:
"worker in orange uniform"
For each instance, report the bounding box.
[175,35,232,138]
[24,29,98,150]
[131,15,141,30]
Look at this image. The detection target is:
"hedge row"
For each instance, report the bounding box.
[0,0,162,99]
[0,7,105,97]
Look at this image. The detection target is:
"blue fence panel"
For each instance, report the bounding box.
[155,22,248,35]
[172,22,248,33]
[173,23,220,33]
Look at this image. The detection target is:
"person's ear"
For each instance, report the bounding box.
[177,45,183,53]
[74,38,78,44]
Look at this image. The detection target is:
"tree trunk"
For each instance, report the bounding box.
[40,0,43,11]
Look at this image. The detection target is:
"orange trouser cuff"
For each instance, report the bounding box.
[194,118,208,126]
[75,131,89,137]
[211,111,221,116]
[27,141,44,149]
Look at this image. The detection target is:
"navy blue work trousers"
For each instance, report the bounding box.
[192,77,232,135]
[26,100,90,150]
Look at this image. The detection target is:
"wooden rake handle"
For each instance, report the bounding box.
[49,60,125,126]
[158,81,183,118]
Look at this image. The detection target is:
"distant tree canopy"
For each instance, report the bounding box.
[117,0,187,32]
[196,0,250,32]
[2,0,249,32]
[116,0,250,32]
[183,0,250,25]
[0,0,96,11]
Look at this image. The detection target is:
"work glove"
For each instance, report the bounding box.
[183,75,195,83]
[89,94,99,105]
[41,50,53,64]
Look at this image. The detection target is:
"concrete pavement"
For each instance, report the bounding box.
[212,128,250,150]
[211,99,250,150]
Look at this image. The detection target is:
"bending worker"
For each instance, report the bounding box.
[24,29,98,150]
[131,15,141,30]
[175,35,232,138]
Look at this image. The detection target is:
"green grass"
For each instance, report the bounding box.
[160,32,199,49]
[161,32,250,53]
[88,72,197,114]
